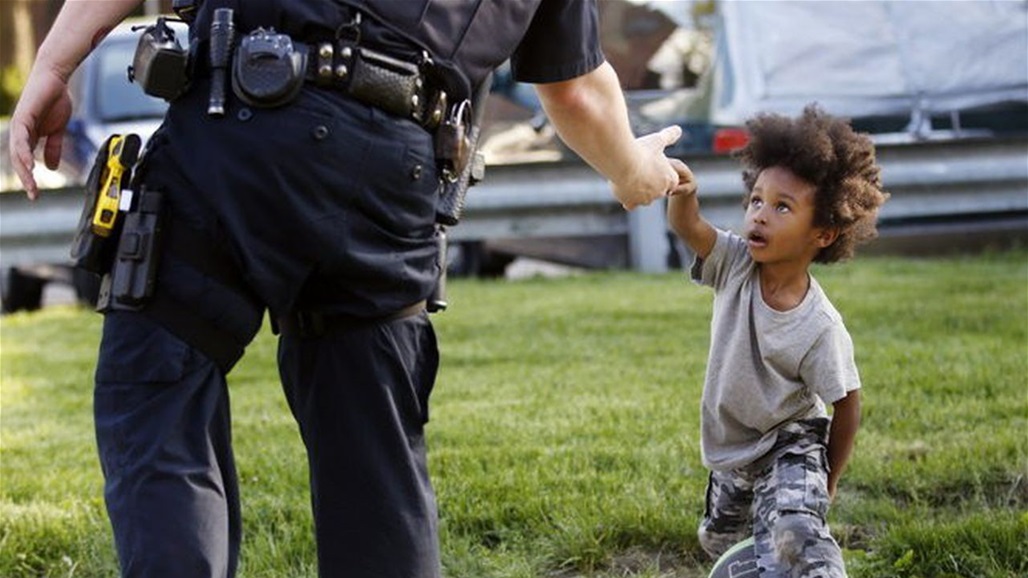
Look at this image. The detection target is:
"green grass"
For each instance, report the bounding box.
[2,250,1026,577]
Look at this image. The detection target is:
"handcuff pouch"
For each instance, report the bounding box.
[231,28,307,108]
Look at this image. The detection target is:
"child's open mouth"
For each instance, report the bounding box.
[747,231,768,249]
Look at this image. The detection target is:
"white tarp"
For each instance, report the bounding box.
[711,0,1028,124]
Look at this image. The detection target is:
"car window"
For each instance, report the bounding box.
[95,39,169,122]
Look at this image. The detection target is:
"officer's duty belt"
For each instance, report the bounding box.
[276,300,427,338]
[299,40,447,130]
[194,33,448,129]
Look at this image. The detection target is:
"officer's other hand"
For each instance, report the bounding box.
[9,69,73,200]
[611,125,683,211]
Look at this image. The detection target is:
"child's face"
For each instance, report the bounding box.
[743,166,834,265]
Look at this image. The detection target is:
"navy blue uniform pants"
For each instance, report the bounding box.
[92,62,447,576]
[95,308,441,577]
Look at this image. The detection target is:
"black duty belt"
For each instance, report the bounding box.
[276,300,427,338]
[195,23,449,130]
[300,40,448,130]
[191,10,476,182]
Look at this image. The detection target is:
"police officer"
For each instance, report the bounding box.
[10,1,692,577]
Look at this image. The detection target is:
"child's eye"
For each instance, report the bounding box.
[776,203,791,213]
[750,197,763,207]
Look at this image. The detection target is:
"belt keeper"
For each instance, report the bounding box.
[411,77,424,123]
[336,45,353,81]
[316,42,354,87]
[304,36,442,127]
[426,91,448,130]
[316,42,333,84]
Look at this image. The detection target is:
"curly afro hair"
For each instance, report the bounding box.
[735,104,890,264]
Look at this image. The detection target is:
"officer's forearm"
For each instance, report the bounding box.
[535,62,643,186]
[35,0,141,82]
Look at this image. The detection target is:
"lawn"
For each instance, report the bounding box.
[1,250,1026,577]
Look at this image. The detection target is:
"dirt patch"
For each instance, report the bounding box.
[549,547,710,578]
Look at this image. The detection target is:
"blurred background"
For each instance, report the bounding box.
[1,0,1027,311]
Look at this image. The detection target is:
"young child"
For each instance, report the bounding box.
[667,105,889,577]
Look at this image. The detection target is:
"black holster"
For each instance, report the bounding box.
[434,74,491,227]
[97,189,165,312]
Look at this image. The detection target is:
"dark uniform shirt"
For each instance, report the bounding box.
[193,0,603,87]
[160,0,604,318]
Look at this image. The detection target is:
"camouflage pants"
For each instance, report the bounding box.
[697,419,846,578]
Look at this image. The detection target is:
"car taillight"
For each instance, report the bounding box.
[712,128,749,154]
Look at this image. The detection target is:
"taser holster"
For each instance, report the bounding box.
[71,132,165,313]
[71,134,141,274]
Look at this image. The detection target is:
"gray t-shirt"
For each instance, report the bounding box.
[691,230,861,471]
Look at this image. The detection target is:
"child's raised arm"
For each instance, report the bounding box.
[667,169,717,260]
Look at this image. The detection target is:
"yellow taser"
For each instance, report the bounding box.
[91,134,141,237]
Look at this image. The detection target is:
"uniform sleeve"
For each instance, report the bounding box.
[691,229,751,292]
[510,0,605,83]
[799,323,862,405]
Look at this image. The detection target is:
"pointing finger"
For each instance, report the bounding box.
[659,125,682,147]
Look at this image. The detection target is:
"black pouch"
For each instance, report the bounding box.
[435,75,491,226]
[231,28,306,108]
[435,126,484,226]
[129,17,190,101]
[97,189,164,312]
[349,47,421,119]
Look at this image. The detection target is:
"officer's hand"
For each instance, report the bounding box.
[610,125,683,210]
[9,68,73,200]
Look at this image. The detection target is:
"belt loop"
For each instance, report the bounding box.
[279,301,426,338]
[296,311,325,337]
[314,42,335,85]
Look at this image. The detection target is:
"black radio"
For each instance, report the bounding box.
[128,17,190,101]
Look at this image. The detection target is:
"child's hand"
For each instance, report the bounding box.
[668,161,697,197]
